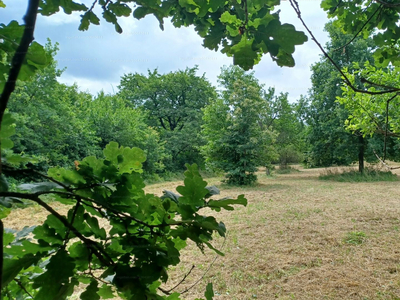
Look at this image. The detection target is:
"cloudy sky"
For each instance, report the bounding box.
[1,0,329,102]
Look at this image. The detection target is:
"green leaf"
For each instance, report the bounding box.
[0,113,16,150]
[133,6,151,19]
[79,12,90,31]
[33,249,75,299]
[230,37,260,70]
[81,279,100,300]
[167,293,182,300]
[205,282,214,300]
[97,284,115,299]
[0,0,6,8]
[108,2,131,17]
[0,206,10,219]
[26,42,48,67]
[69,241,90,270]
[2,254,43,286]
[85,214,107,239]
[176,164,208,207]
[0,174,8,192]
[207,194,247,211]
[3,231,14,246]
[103,142,146,174]
[220,12,240,25]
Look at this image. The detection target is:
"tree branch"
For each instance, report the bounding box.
[14,278,34,298]
[288,0,400,95]
[160,265,195,295]
[374,0,400,7]
[0,0,40,126]
[0,191,114,266]
[179,235,227,295]
[333,4,383,52]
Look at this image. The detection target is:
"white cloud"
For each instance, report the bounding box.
[1,0,330,102]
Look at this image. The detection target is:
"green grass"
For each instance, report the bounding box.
[319,168,398,182]
[344,231,367,245]
[275,166,300,174]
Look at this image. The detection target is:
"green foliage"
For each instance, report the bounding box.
[338,62,400,138]
[321,0,400,69]
[202,66,278,185]
[118,67,215,172]
[37,0,308,69]
[0,21,50,92]
[264,89,305,167]
[1,142,247,299]
[304,22,393,168]
[319,167,398,182]
[7,41,99,169]
[79,91,166,176]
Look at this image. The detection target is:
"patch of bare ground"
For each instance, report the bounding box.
[4,165,400,299]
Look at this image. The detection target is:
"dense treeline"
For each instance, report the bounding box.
[8,42,306,183]
[302,22,400,172]
[10,29,396,185]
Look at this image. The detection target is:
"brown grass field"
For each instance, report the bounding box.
[4,165,400,299]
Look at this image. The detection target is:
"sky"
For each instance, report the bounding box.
[1,0,330,102]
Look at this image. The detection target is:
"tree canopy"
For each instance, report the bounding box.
[118,67,215,171]
[202,66,277,185]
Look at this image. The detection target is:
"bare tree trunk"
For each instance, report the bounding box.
[358,135,364,173]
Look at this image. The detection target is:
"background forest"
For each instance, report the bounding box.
[9,21,400,186]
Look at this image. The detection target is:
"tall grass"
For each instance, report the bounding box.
[319,167,398,182]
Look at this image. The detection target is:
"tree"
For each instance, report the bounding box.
[337,62,400,161]
[118,67,215,171]
[202,66,277,185]
[80,92,166,175]
[321,0,400,69]
[7,42,99,169]
[305,22,378,171]
[263,89,305,168]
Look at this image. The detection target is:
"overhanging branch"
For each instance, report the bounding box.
[288,0,400,95]
[0,0,40,125]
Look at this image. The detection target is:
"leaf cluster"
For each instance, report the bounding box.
[38,0,308,70]
[0,140,247,299]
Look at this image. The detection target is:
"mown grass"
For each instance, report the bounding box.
[4,165,400,299]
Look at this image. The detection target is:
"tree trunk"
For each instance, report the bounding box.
[358,135,364,173]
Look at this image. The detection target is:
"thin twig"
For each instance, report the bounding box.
[383,93,398,160]
[373,149,400,170]
[180,235,227,295]
[375,0,400,7]
[0,192,114,266]
[14,278,34,298]
[333,4,382,52]
[160,265,196,295]
[361,77,400,91]
[288,0,400,95]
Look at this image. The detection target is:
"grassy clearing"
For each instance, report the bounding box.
[4,165,400,299]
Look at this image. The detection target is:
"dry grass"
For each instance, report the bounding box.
[4,165,400,299]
